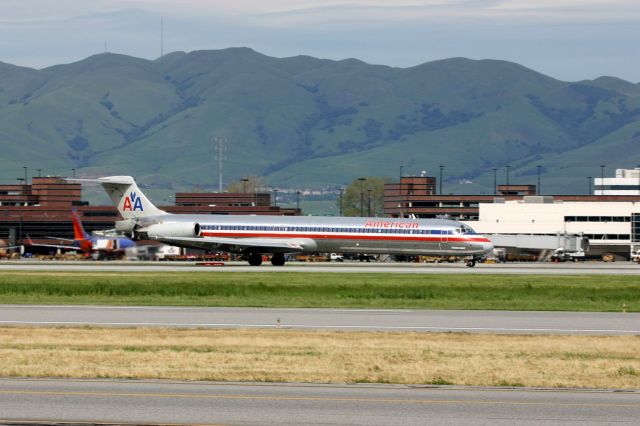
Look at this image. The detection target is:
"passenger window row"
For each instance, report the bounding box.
[199,224,457,235]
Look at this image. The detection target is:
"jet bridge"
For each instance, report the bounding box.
[486,233,588,253]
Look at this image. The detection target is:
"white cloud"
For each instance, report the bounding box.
[3,1,638,26]
[0,0,638,81]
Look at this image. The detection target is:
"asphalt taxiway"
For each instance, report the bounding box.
[0,379,638,425]
[0,305,637,335]
[1,260,640,274]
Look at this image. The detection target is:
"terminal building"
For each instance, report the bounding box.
[465,197,640,259]
[594,167,640,195]
[384,170,640,259]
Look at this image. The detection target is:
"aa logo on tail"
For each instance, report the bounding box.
[123,192,144,211]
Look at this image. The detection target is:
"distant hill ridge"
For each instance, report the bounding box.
[1,47,639,195]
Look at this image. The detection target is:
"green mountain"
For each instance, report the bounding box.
[1,48,639,199]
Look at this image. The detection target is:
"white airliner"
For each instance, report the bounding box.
[79,176,493,267]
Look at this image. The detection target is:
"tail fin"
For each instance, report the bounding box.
[92,176,168,219]
[71,208,90,240]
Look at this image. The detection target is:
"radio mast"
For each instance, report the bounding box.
[214,135,227,192]
[160,16,164,57]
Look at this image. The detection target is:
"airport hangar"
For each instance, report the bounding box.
[384,168,640,260]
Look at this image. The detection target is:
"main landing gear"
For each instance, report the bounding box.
[248,252,263,266]
[247,253,286,266]
[271,253,286,266]
[465,257,477,267]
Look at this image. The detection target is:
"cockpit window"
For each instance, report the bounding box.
[459,225,477,235]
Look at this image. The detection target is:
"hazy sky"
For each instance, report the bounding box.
[1,0,639,82]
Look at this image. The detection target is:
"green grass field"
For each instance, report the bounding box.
[0,272,638,312]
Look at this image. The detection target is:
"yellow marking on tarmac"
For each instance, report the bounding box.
[0,420,222,426]
[0,389,638,409]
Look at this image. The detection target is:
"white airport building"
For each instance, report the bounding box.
[385,168,640,260]
[594,167,640,195]
[465,196,640,259]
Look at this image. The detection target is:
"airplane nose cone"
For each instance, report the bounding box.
[481,239,494,254]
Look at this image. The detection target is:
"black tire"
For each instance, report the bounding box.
[248,253,263,266]
[271,253,285,266]
[466,259,476,267]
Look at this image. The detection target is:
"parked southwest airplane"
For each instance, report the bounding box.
[27,209,136,259]
[77,176,493,266]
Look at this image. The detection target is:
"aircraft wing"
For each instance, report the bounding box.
[28,242,77,250]
[153,236,314,253]
[45,236,76,243]
[26,236,76,251]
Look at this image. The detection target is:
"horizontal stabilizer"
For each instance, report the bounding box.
[66,177,136,185]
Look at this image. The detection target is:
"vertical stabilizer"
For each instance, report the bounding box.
[71,208,90,240]
[96,176,168,219]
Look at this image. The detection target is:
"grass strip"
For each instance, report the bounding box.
[1,327,639,389]
[0,272,638,311]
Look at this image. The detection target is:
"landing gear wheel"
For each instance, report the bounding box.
[271,253,286,266]
[248,253,263,266]
[466,258,476,267]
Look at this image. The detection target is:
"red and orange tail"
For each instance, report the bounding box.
[71,209,90,241]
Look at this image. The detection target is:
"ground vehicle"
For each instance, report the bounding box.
[328,253,344,262]
[550,248,585,262]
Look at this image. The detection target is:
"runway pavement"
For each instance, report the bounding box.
[1,305,638,335]
[0,378,638,425]
[1,260,640,274]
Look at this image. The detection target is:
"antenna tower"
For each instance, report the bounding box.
[214,135,227,192]
[160,16,164,57]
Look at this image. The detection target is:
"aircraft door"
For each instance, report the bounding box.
[438,230,449,250]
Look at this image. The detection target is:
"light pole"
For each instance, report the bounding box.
[367,188,372,217]
[600,165,605,195]
[273,189,278,207]
[536,165,542,195]
[358,178,366,217]
[37,169,41,177]
[72,168,76,179]
[587,176,593,195]
[241,178,249,193]
[339,188,344,216]
[506,165,511,189]
[296,191,301,211]
[399,165,403,181]
[439,165,444,195]
[492,168,497,195]
[23,166,27,185]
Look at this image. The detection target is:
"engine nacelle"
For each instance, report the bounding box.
[139,222,201,239]
[115,219,136,233]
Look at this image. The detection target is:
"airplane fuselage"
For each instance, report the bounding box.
[82,175,493,267]
[133,214,492,257]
